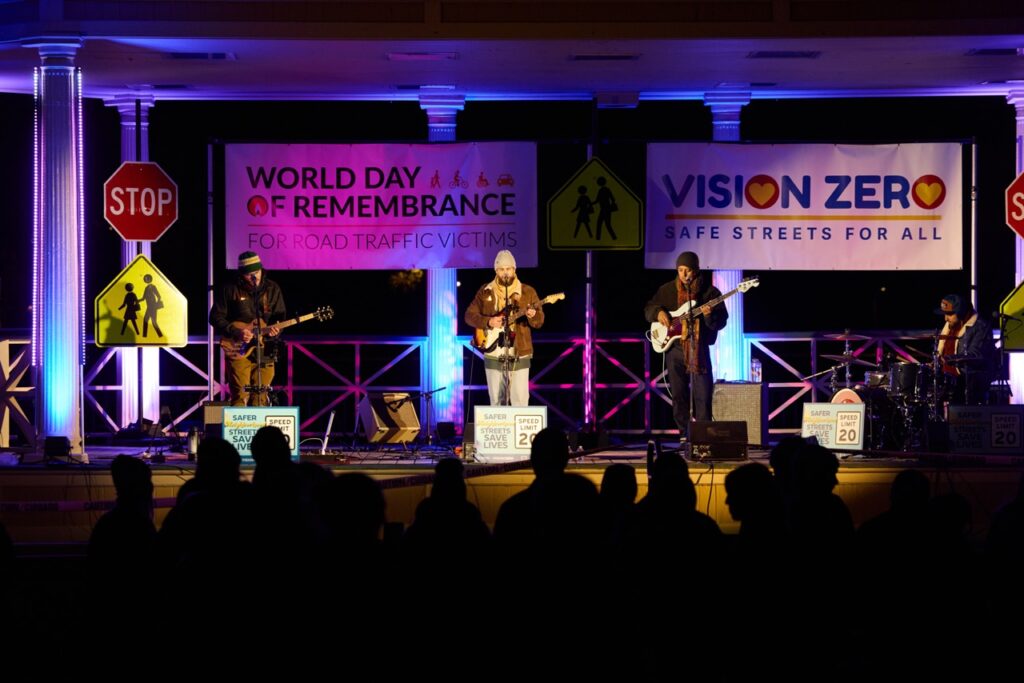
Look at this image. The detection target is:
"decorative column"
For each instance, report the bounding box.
[704,90,751,382]
[1007,91,1024,404]
[105,94,159,427]
[420,94,465,432]
[28,38,85,454]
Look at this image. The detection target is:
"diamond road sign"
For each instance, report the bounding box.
[547,157,643,251]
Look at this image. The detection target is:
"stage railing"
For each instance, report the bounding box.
[0,329,936,446]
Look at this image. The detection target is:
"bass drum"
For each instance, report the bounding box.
[830,386,898,451]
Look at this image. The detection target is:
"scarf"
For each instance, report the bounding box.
[676,278,703,373]
[489,277,523,313]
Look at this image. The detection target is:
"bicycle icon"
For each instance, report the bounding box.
[449,170,469,189]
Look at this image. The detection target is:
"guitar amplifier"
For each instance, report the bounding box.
[203,400,230,439]
[712,381,768,446]
[358,393,421,444]
[690,421,748,461]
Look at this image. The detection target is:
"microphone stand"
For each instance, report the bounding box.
[684,276,699,450]
[499,284,516,406]
[246,288,271,406]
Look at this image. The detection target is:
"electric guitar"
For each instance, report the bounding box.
[221,306,334,360]
[473,292,565,357]
[647,277,759,353]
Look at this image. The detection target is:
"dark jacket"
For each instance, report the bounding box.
[944,313,997,373]
[209,276,287,341]
[644,271,728,346]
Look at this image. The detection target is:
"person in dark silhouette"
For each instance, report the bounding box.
[88,454,156,573]
[141,273,163,338]
[593,176,617,240]
[118,283,141,335]
[598,463,637,550]
[402,457,490,575]
[493,426,570,555]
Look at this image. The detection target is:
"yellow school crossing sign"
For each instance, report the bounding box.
[95,255,187,347]
[547,157,643,251]
[1000,280,1024,351]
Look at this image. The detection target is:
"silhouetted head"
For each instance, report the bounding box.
[530,427,570,480]
[600,463,638,506]
[110,454,152,505]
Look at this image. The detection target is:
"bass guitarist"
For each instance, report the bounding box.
[209,251,287,406]
[465,250,544,406]
[644,251,728,444]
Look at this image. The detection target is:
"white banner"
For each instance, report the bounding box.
[646,143,963,270]
[225,142,537,270]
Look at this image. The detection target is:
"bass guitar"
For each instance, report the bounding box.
[221,305,334,360]
[473,292,565,357]
[647,277,758,353]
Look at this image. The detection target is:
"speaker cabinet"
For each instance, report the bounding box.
[203,401,230,439]
[358,393,421,444]
[712,381,768,446]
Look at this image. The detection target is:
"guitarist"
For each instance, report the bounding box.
[644,251,728,444]
[209,251,287,406]
[464,250,544,406]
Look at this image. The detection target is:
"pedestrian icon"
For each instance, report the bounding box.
[547,158,642,251]
[95,255,187,347]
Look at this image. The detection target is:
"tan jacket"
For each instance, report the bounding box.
[465,281,545,358]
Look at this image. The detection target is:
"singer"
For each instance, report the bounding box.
[644,251,728,444]
[465,250,545,406]
[209,251,286,406]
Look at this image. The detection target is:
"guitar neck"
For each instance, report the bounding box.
[273,313,315,331]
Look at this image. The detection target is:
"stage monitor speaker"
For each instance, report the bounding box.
[690,421,748,461]
[359,393,421,444]
[712,381,768,446]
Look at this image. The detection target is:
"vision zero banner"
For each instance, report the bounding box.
[646,143,963,270]
[226,142,537,270]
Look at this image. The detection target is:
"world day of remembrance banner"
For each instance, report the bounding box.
[225,142,537,270]
[646,143,963,271]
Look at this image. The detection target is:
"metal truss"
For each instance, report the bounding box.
[0,329,937,444]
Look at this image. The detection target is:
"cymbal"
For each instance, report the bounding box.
[904,346,933,360]
[821,353,878,368]
[907,333,959,341]
[824,332,871,341]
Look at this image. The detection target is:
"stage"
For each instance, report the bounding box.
[2,440,1022,547]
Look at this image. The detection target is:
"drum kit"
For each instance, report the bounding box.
[802,331,966,451]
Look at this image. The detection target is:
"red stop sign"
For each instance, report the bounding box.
[1006,171,1024,241]
[103,161,178,241]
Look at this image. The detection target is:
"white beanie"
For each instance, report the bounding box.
[493,250,516,270]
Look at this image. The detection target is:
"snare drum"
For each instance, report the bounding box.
[864,371,888,388]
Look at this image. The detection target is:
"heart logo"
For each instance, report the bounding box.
[911,175,946,209]
[744,175,779,209]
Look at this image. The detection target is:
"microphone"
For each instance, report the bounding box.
[993,311,1021,322]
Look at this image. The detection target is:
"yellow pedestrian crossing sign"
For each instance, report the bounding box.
[1000,280,1024,352]
[95,254,187,347]
[547,157,643,251]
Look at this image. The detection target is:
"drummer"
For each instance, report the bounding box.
[935,294,996,405]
